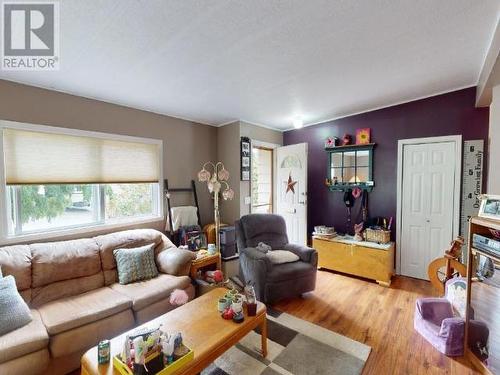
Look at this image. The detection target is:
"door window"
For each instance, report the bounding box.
[251,147,273,213]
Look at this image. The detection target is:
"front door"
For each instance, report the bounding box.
[400,141,458,279]
[276,143,308,245]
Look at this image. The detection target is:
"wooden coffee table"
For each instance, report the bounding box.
[81,288,267,375]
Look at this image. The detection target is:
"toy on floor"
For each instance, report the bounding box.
[169,289,189,306]
[427,236,466,294]
[204,270,224,283]
[414,277,489,357]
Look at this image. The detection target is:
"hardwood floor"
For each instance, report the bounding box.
[272,270,480,375]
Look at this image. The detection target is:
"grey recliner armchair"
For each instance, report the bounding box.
[236,214,318,304]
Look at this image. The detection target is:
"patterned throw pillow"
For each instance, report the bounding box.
[113,243,159,285]
[0,275,32,336]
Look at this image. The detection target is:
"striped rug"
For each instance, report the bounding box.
[201,309,371,375]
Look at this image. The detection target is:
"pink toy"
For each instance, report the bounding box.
[205,270,224,283]
[169,289,189,306]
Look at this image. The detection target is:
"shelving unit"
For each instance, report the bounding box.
[465,217,500,375]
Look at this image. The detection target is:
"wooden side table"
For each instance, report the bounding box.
[190,253,222,279]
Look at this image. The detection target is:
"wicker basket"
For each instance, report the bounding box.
[364,228,391,244]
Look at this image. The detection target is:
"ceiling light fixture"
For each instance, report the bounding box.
[292,116,303,129]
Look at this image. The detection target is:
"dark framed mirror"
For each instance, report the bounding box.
[325,143,375,191]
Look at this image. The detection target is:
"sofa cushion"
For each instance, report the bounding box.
[0,245,32,292]
[49,309,134,358]
[0,309,48,364]
[110,274,192,311]
[267,261,316,283]
[266,250,300,264]
[0,276,32,336]
[31,238,101,288]
[30,273,105,308]
[0,348,49,375]
[95,229,165,285]
[114,244,158,284]
[37,287,132,335]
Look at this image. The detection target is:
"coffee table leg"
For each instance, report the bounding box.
[260,315,268,358]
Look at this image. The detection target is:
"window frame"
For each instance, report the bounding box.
[0,120,164,244]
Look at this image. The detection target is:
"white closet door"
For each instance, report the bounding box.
[401,141,456,280]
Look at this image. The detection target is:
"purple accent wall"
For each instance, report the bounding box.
[283,87,489,239]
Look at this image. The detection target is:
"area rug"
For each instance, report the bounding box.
[201,310,371,375]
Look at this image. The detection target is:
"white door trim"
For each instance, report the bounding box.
[396,135,462,275]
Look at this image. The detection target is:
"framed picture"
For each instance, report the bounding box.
[478,195,500,221]
[356,128,371,144]
[241,137,251,181]
[184,231,207,251]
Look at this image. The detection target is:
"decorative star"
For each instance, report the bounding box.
[286,172,298,194]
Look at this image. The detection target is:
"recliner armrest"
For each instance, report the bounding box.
[240,247,272,272]
[283,243,318,266]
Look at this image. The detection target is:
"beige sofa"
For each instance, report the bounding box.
[0,228,196,375]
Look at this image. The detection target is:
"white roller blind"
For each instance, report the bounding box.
[3,128,161,185]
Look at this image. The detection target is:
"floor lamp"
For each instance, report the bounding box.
[198,162,234,252]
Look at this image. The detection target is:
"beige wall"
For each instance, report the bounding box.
[0,79,217,243]
[216,122,241,225]
[488,85,500,193]
[216,121,283,225]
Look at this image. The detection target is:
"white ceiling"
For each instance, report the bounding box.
[2,0,499,130]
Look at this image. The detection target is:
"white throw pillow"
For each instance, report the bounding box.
[266,250,300,264]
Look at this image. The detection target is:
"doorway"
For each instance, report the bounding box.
[396,136,462,279]
[251,146,274,214]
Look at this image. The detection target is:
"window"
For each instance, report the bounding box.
[251,146,273,213]
[1,122,163,239]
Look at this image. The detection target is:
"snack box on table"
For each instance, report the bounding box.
[113,344,194,375]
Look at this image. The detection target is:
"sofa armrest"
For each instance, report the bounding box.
[239,247,272,302]
[439,317,465,341]
[156,248,196,277]
[283,243,318,266]
[415,298,454,326]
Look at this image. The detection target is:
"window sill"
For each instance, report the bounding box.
[0,216,164,246]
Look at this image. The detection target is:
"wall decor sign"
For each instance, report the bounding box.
[240,137,251,181]
[460,140,484,261]
[356,128,371,144]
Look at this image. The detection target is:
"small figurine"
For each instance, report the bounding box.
[221,307,235,320]
[342,134,352,146]
[354,222,364,242]
[325,136,339,148]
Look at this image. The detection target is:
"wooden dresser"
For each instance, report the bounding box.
[312,236,394,286]
[465,217,500,375]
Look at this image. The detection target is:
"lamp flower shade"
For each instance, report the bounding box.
[198,168,211,182]
[222,187,234,200]
[218,168,230,181]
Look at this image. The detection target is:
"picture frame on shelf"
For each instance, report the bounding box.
[478,194,500,221]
